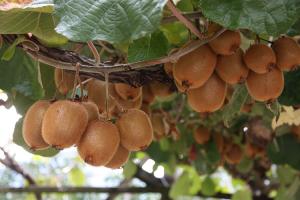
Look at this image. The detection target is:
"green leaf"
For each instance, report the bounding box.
[267,134,300,170]
[0,2,67,46]
[123,160,137,179]
[13,119,60,157]
[0,44,44,101]
[288,18,300,36]
[160,22,189,45]
[279,69,300,106]
[236,157,254,174]
[1,36,26,61]
[68,167,85,186]
[277,165,298,186]
[198,0,300,36]
[201,176,216,196]
[54,0,167,43]
[223,85,248,127]
[232,189,252,200]
[128,31,169,63]
[204,139,220,165]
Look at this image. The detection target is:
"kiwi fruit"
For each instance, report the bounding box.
[22,100,50,150]
[174,79,186,93]
[116,109,153,151]
[149,81,173,98]
[187,73,227,113]
[272,37,300,71]
[78,120,120,166]
[243,44,276,74]
[193,126,210,144]
[105,145,130,169]
[209,30,241,55]
[224,143,243,164]
[215,48,249,84]
[291,125,300,140]
[42,100,88,149]
[151,113,169,141]
[87,79,116,113]
[164,62,173,77]
[246,68,284,102]
[82,101,100,122]
[142,85,155,104]
[140,102,151,115]
[173,45,217,90]
[54,68,75,95]
[114,83,142,101]
[110,85,142,110]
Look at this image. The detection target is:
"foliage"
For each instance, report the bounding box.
[0,0,300,199]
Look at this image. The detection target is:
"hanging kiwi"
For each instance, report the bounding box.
[213,132,224,153]
[114,83,142,101]
[151,112,169,141]
[149,81,174,98]
[42,100,88,149]
[224,143,243,164]
[215,48,249,84]
[243,44,276,74]
[105,145,130,169]
[272,36,300,71]
[82,101,100,122]
[173,45,217,90]
[54,68,75,95]
[209,30,241,55]
[110,85,142,110]
[246,67,284,102]
[193,126,211,144]
[142,85,155,104]
[164,62,173,77]
[78,120,120,166]
[22,100,50,150]
[187,73,227,113]
[116,109,153,151]
[87,79,116,113]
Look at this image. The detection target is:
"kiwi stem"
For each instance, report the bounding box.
[71,63,80,100]
[87,41,100,66]
[166,0,206,39]
[104,72,110,120]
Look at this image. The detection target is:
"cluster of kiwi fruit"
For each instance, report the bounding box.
[165,26,300,113]
[193,126,266,165]
[22,69,154,169]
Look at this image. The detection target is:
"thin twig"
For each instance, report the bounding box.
[166,0,205,39]
[0,147,42,200]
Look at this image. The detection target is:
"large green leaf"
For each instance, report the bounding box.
[0,1,67,45]
[54,0,167,43]
[13,119,60,157]
[128,31,169,63]
[0,45,44,101]
[198,0,300,36]
[279,69,300,106]
[288,18,300,36]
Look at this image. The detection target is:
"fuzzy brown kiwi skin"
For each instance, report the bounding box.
[224,144,243,164]
[54,68,75,95]
[193,127,211,144]
[187,73,227,113]
[173,44,217,90]
[82,101,100,122]
[87,79,116,113]
[22,100,50,150]
[78,120,120,166]
[149,81,173,98]
[215,48,249,84]
[272,37,300,71]
[164,62,174,78]
[246,67,284,102]
[142,85,155,104]
[114,83,142,101]
[42,100,88,149]
[105,145,130,169]
[110,85,142,110]
[209,30,241,55]
[116,109,153,151]
[243,44,277,74]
